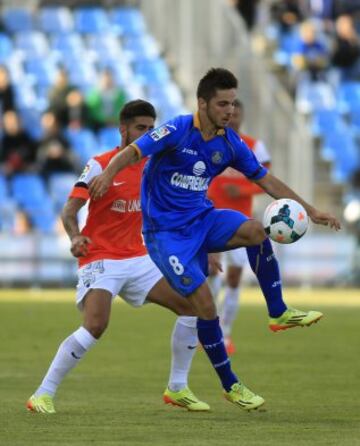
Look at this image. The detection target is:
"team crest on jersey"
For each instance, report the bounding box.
[181,276,193,286]
[211,151,223,164]
[150,125,172,141]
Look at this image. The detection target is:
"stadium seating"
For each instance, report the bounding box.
[98,127,120,151]
[38,7,74,34]
[2,8,34,33]
[48,173,78,213]
[0,33,13,63]
[0,5,187,233]
[109,7,146,36]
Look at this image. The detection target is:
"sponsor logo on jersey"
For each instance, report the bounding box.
[211,151,223,164]
[170,173,210,191]
[150,124,174,141]
[111,199,141,213]
[182,147,198,156]
[193,161,206,176]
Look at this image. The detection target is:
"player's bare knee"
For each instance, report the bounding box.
[227,275,240,289]
[248,221,267,245]
[85,318,108,339]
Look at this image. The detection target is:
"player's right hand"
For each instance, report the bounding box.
[89,173,112,200]
[70,235,92,257]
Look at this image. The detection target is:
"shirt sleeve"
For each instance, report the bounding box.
[69,158,103,200]
[228,130,268,180]
[132,116,184,157]
[253,139,271,164]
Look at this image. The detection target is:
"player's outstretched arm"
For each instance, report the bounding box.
[89,145,140,200]
[61,197,91,257]
[255,173,341,230]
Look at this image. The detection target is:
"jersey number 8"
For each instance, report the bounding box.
[169,255,184,275]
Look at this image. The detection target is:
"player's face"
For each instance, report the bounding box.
[228,106,243,132]
[121,116,155,145]
[204,89,237,129]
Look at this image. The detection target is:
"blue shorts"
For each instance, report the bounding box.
[144,209,248,297]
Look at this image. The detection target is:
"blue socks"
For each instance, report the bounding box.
[246,238,287,318]
[197,317,238,391]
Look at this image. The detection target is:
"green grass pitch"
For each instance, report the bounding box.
[0,289,359,446]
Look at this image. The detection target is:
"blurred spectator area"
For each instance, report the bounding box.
[0,4,187,234]
[256,1,360,186]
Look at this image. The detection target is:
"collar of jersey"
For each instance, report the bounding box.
[193,113,225,137]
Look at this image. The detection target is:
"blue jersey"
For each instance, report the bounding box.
[133,113,268,232]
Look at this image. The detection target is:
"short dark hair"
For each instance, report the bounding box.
[196,68,238,102]
[119,99,156,124]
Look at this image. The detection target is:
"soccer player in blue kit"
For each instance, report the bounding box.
[89,68,341,410]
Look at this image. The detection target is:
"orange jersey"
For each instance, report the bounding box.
[69,147,147,267]
[208,133,271,217]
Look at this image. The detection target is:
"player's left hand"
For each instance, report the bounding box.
[89,173,112,200]
[308,208,341,230]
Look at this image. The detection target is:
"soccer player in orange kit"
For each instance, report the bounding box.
[26,100,210,413]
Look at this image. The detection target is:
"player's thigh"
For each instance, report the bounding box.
[205,209,249,252]
[82,288,113,329]
[119,255,163,307]
[206,209,266,250]
[76,259,127,311]
[224,247,246,286]
[146,277,196,316]
[144,230,208,297]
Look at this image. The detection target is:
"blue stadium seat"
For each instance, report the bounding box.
[15,31,49,58]
[2,8,34,33]
[66,62,97,92]
[336,82,360,112]
[0,174,8,201]
[18,108,43,139]
[311,108,346,137]
[348,104,360,132]
[24,198,57,233]
[273,29,300,68]
[321,131,359,182]
[134,59,170,85]
[109,7,146,36]
[24,59,58,88]
[51,32,85,56]
[48,173,78,212]
[98,127,120,150]
[123,35,159,61]
[296,80,336,114]
[66,128,99,164]
[74,8,110,34]
[0,176,18,232]
[11,174,50,207]
[0,33,13,63]
[38,7,74,34]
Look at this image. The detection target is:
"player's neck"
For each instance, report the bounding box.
[198,110,219,141]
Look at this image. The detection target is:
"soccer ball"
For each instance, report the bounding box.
[263,198,309,244]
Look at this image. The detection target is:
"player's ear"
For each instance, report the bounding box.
[198,97,207,111]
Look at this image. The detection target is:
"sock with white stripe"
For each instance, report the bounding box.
[197,317,238,391]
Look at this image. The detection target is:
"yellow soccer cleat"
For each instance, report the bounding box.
[163,387,210,411]
[224,382,265,411]
[269,308,323,332]
[26,394,56,414]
